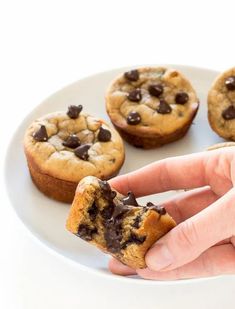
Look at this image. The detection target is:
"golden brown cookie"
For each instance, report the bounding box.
[106,67,199,148]
[66,176,176,269]
[208,67,235,140]
[24,105,125,203]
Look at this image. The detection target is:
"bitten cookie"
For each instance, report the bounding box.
[106,67,199,148]
[208,67,235,140]
[24,105,125,203]
[66,176,176,269]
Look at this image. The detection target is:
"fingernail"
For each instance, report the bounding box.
[146,244,174,271]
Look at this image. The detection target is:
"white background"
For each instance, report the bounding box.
[1,1,235,308]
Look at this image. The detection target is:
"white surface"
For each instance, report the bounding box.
[1,1,235,308]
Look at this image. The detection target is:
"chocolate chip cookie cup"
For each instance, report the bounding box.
[24,105,125,203]
[106,67,199,148]
[66,176,176,269]
[208,67,235,140]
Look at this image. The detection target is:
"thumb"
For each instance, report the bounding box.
[145,189,235,271]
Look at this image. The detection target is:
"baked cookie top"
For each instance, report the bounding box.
[24,105,125,182]
[208,67,235,139]
[106,67,199,136]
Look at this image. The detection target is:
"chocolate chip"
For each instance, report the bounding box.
[101,198,132,253]
[146,202,154,206]
[121,233,146,249]
[99,180,111,192]
[148,84,163,97]
[124,70,139,82]
[225,76,235,91]
[97,127,111,142]
[74,144,91,160]
[99,180,117,201]
[33,125,48,142]
[156,99,172,114]
[110,191,117,199]
[128,233,146,244]
[77,224,97,241]
[127,111,141,125]
[99,181,117,225]
[62,134,81,148]
[103,202,131,253]
[146,202,166,215]
[222,105,235,120]
[101,204,115,220]
[99,184,141,253]
[67,105,83,119]
[111,202,131,220]
[104,221,123,253]
[122,192,139,206]
[88,202,98,221]
[127,88,142,102]
[175,92,189,104]
[132,214,142,228]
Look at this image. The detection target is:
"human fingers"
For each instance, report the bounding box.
[163,186,218,224]
[138,244,235,280]
[109,151,213,197]
[108,258,136,276]
[108,187,219,275]
[146,189,235,272]
[108,187,218,275]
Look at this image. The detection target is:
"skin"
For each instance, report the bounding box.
[108,148,235,280]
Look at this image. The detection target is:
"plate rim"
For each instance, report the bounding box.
[4,64,222,285]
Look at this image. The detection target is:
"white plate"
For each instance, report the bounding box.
[5,65,224,284]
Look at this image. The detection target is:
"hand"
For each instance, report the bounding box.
[108,148,235,280]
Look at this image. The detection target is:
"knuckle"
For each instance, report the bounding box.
[173,267,182,280]
[177,220,199,248]
[159,159,172,190]
[201,251,215,276]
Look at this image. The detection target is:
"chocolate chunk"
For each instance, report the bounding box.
[148,84,163,97]
[225,76,235,91]
[121,233,146,249]
[222,105,235,120]
[99,180,117,201]
[74,144,91,160]
[156,99,172,114]
[132,214,142,228]
[97,127,111,142]
[104,221,123,253]
[111,202,131,220]
[102,199,132,253]
[101,204,115,220]
[127,88,142,102]
[33,125,48,142]
[175,92,189,104]
[100,184,141,253]
[146,202,154,206]
[88,202,98,221]
[103,202,131,253]
[127,111,141,125]
[124,70,139,82]
[99,180,111,192]
[67,105,83,119]
[127,233,146,244]
[146,202,166,215]
[122,192,139,206]
[62,134,81,148]
[77,224,97,241]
